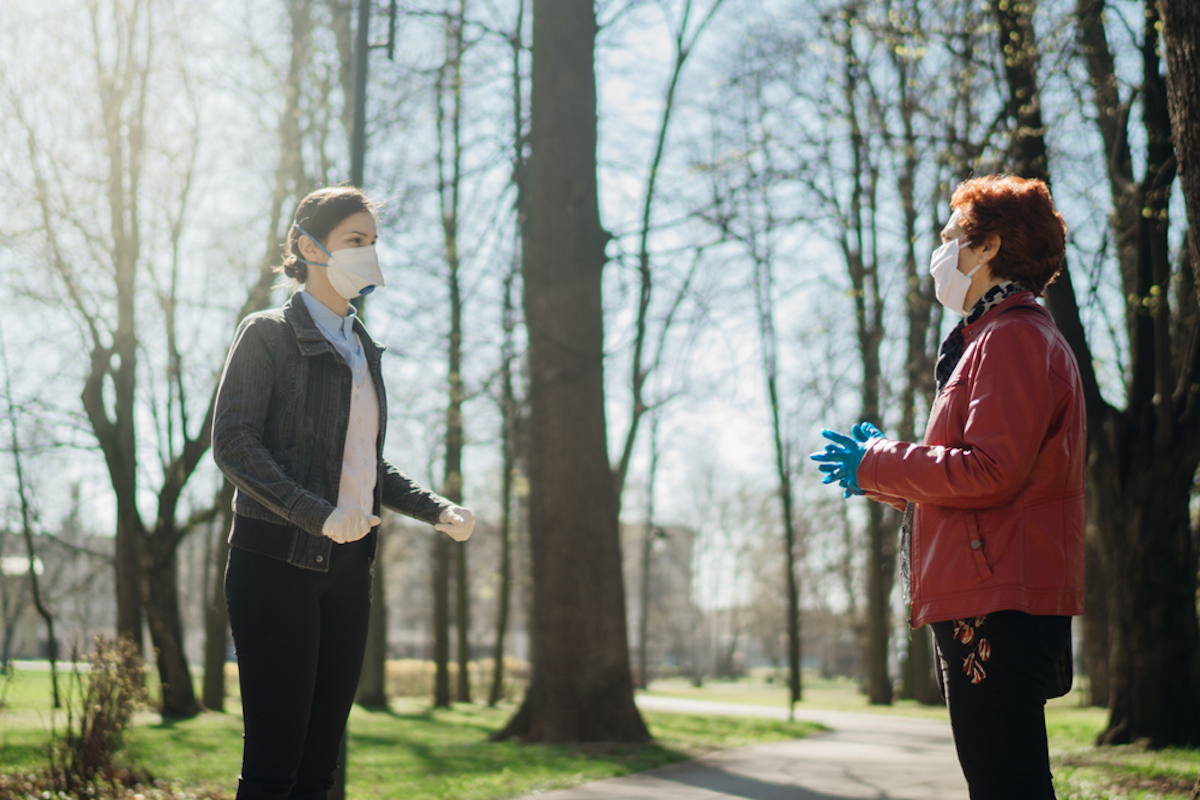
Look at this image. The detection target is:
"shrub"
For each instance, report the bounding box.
[47,637,149,794]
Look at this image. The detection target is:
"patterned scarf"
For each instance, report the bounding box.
[900,281,1028,610]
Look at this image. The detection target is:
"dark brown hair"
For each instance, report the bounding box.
[278,186,377,283]
[950,175,1067,296]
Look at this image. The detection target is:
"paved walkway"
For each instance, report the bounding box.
[516,695,967,800]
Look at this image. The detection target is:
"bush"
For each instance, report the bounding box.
[47,637,150,795]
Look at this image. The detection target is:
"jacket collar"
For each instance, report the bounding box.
[282,292,386,358]
[961,290,1041,338]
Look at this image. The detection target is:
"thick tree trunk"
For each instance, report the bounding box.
[143,529,201,717]
[1092,437,1200,745]
[1159,0,1200,292]
[493,0,647,744]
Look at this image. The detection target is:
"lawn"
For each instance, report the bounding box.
[0,666,822,800]
[644,672,1200,800]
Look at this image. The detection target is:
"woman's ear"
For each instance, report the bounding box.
[977,234,1001,265]
[297,232,324,264]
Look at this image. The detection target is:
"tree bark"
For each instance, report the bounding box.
[493,0,647,744]
[1159,0,1200,294]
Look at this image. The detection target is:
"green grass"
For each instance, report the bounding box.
[0,668,822,800]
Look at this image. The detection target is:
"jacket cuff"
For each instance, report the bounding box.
[858,437,888,493]
[289,493,336,536]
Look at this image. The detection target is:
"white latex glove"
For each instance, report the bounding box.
[435,506,475,542]
[322,507,381,544]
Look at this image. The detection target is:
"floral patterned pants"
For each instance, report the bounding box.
[930,610,1072,800]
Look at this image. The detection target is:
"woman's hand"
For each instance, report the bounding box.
[436,506,475,542]
[323,507,381,543]
[810,422,882,498]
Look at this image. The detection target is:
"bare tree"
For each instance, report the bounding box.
[4,0,211,717]
[1,328,61,707]
[492,0,648,744]
[489,0,527,709]
[611,0,726,506]
[428,0,470,708]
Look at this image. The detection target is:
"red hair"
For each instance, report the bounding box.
[950,175,1067,296]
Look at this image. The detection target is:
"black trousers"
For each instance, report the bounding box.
[931,610,1071,800]
[225,535,373,800]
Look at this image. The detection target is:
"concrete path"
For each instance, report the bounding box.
[516,695,968,800]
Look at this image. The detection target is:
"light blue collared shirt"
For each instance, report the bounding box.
[300,291,366,386]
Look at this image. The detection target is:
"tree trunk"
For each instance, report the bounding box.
[433,0,468,709]
[1093,442,1200,745]
[863,502,893,704]
[1158,0,1200,292]
[356,535,388,709]
[433,534,452,708]
[455,543,471,703]
[143,529,201,717]
[1081,534,1109,707]
[493,0,647,744]
[202,481,235,712]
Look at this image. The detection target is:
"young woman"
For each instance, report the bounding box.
[213,186,474,800]
[813,175,1085,799]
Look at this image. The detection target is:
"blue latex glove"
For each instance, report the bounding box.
[809,422,882,498]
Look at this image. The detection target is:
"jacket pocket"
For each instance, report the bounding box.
[965,511,993,581]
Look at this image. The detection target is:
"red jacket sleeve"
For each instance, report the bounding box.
[857,320,1054,509]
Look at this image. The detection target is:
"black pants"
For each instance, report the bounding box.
[225,536,373,800]
[931,610,1071,800]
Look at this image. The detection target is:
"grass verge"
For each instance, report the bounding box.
[0,668,821,800]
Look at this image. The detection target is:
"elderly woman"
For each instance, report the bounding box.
[813,175,1085,799]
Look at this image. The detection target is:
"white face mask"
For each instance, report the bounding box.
[929,237,983,316]
[295,224,386,300]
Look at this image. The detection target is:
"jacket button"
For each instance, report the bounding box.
[316,555,324,563]
[970,540,982,550]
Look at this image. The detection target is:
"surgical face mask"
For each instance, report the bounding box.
[294,224,385,300]
[929,237,982,316]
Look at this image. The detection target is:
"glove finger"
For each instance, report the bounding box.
[821,429,855,448]
[853,422,881,442]
[368,515,382,527]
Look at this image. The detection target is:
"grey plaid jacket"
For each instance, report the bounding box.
[212,293,450,571]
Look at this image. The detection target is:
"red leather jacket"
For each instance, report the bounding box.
[858,292,1086,627]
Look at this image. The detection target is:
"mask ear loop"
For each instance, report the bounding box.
[294,223,334,268]
[959,239,987,279]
